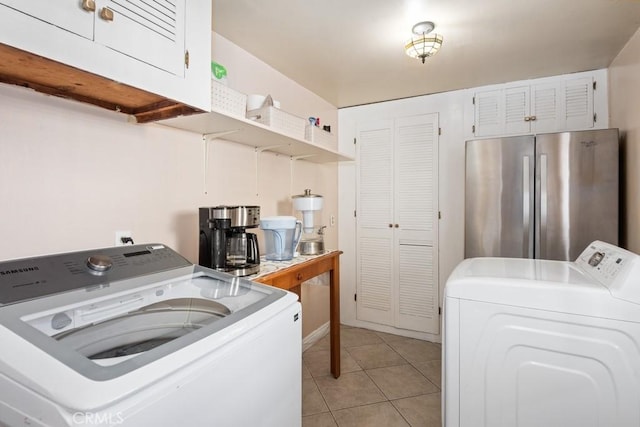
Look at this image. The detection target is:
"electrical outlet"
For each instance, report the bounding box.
[115,230,133,246]
[330,215,336,226]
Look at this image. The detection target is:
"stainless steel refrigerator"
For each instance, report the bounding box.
[465,129,619,261]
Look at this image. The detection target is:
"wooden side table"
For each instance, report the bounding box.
[254,251,342,378]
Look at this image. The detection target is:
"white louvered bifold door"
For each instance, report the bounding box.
[356,115,439,334]
[356,120,395,326]
[394,114,439,334]
[95,0,186,76]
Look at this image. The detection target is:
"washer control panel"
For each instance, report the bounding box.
[577,240,640,304]
[0,244,191,306]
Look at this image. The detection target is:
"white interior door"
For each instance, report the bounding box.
[356,114,439,334]
[356,120,394,326]
[394,114,439,334]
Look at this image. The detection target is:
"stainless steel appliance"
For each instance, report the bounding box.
[465,129,619,261]
[199,206,261,276]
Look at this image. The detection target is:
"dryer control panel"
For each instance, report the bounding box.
[576,241,640,305]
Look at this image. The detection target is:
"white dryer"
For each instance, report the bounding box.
[444,241,640,427]
[0,244,301,427]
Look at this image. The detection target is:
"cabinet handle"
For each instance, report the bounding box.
[296,273,303,281]
[81,0,96,12]
[388,224,393,228]
[530,115,537,121]
[394,224,399,228]
[100,7,114,21]
[524,116,531,122]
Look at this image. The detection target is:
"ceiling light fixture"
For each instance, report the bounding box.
[404,21,443,63]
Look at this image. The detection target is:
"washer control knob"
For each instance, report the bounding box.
[87,255,113,272]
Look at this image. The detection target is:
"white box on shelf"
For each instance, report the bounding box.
[247,106,306,140]
[305,125,334,145]
[211,80,247,117]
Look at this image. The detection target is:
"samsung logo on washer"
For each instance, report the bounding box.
[0,266,39,276]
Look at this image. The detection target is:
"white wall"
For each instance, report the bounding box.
[609,26,640,253]
[0,32,339,339]
[0,83,330,261]
[0,83,202,260]
[211,32,339,337]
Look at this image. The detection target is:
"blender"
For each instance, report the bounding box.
[292,189,326,255]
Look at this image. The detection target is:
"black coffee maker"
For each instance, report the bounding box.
[199,206,261,276]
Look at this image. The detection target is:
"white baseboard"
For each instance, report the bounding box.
[302,321,330,352]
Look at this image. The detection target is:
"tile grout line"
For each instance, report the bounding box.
[303,326,442,426]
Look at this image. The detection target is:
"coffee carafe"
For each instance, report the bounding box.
[199,206,261,276]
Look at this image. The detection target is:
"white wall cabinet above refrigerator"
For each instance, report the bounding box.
[0,0,211,122]
[468,70,608,139]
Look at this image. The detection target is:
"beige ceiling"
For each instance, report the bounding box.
[212,0,640,108]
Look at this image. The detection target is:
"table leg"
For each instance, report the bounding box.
[329,257,341,378]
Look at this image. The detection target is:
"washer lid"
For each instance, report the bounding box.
[0,266,290,381]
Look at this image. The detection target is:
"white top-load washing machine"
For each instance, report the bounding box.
[444,241,640,427]
[0,244,301,427]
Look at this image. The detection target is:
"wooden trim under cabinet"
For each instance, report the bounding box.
[0,43,202,123]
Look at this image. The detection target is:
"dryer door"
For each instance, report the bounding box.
[456,300,640,427]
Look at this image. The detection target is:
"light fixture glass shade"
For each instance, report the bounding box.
[405,33,443,63]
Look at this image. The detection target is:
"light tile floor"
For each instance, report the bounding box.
[302,325,441,427]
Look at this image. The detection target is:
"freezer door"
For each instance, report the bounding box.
[465,136,535,258]
[535,129,619,261]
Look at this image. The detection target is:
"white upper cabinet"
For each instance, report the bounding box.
[0,0,94,39]
[471,72,601,138]
[95,0,186,76]
[0,0,210,116]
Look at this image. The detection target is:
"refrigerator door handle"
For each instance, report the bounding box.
[539,154,548,258]
[522,156,531,258]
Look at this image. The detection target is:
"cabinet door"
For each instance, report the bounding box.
[0,0,93,39]
[504,86,530,135]
[394,114,439,334]
[356,120,395,326]
[94,0,186,76]
[473,89,503,137]
[531,82,561,133]
[564,76,594,130]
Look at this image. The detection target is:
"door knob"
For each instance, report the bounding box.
[100,7,114,21]
[81,0,96,12]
